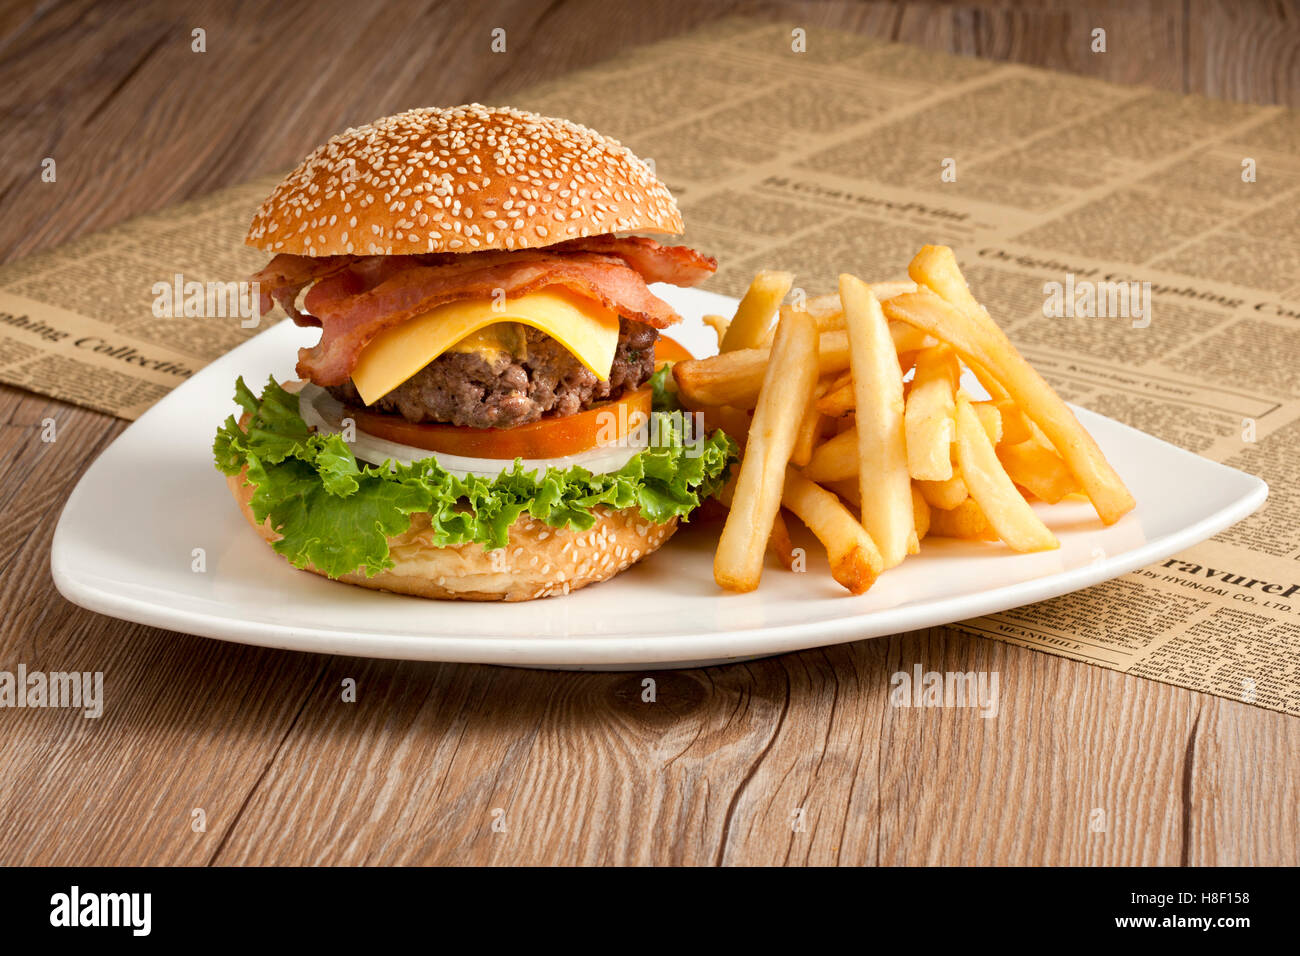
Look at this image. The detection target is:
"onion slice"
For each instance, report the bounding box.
[298,383,648,478]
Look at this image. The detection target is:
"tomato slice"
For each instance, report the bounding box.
[655,335,693,366]
[344,384,653,460]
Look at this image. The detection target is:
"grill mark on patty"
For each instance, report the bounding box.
[327,316,658,429]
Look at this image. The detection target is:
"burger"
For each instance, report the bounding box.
[213,105,736,601]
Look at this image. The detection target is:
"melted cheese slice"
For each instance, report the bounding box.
[351,289,621,405]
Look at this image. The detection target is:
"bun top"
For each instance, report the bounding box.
[246,104,683,257]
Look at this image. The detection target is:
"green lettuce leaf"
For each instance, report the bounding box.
[214,377,736,578]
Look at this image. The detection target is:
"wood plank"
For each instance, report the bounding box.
[205,628,1300,865]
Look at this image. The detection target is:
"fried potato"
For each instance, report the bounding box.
[841,274,916,569]
[714,309,819,591]
[702,313,730,344]
[971,399,1002,444]
[884,289,1135,525]
[801,285,913,336]
[673,329,851,409]
[791,381,829,467]
[700,248,1132,596]
[770,509,796,570]
[801,294,845,333]
[927,496,997,541]
[916,471,968,510]
[890,321,931,354]
[701,405,752,448]
[826,478,861,511]
[782,468,882,594]
[912,485,931,542]
[997,438,1079,504]
[816,382,856,417]
[904,344,959,481]
[995,398,1032,445]
[868,279,919,301]
[954,394,1058,552]
[907,245,1012,402]
[908,245,985,321]
[802,426,859,483]
[720,270,794,351]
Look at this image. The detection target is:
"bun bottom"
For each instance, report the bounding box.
[227,470,677,602]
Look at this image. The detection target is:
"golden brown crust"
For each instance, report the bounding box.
[245,104,683,257]
[227,470,677,602]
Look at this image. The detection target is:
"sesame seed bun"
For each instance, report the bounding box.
[246,104,683,257]
[227,469,678,602]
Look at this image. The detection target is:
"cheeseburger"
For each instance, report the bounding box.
[214,105,735,601]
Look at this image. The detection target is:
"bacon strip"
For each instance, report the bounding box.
[250,235,716,386]
[251,254,355,325]
[298,253,686,385]
[548,235,717,286]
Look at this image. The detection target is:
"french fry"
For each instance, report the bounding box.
[997,439,1079,504]
[809,312,845,333]
[972,399,1002,444]
[802,427,859,483]
[907,245,1011,402]
[841,274,916,568]
[905,245,1130,514]
[800,285,913,335]
[701,405,752,447]
[884,289,1135,525]
[804,293,843,318]
[827,369,854,393]
[904,344,958,481]
[928,496,997,541]
[714,309,819,591]
[908,245,985,321]
[802,295,844,333]
[826,478,861,511]
[782,468,883,594]
[912,485,931,542]
[816,382,856,417]
[916,471,968,510]
[782,305,838,338]
[995,398,1032,445]
[673,329,851,409]
[770,509,796,570]
[868,279,919,301]
[700,249,1134,597]
[967,361,1011,403]
[790,381,828,467]
[702,313,730,344]
[954,395,1057,552]
[720,270,794,351]
[890,321,931,354]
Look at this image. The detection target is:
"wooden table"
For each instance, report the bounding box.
[2,0,1297,867]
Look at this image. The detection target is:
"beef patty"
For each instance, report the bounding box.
[327,316,658,429]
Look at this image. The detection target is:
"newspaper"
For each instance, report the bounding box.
[2,21,1297,714]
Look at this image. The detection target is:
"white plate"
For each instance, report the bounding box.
[52,286,1267,669]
